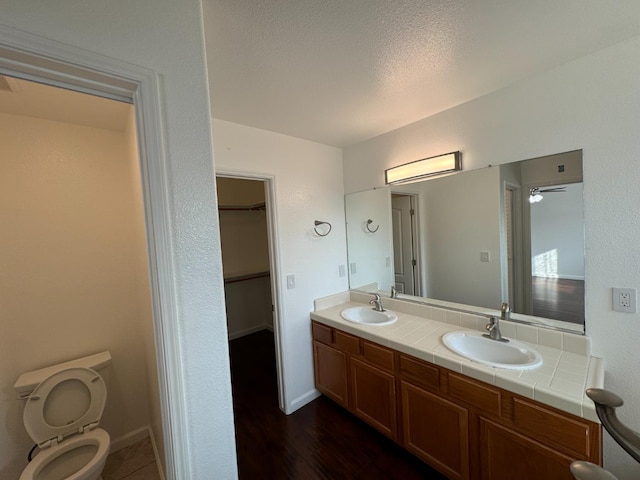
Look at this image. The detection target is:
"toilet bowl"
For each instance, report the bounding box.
[19,428,110,480]
[14,352,112,480]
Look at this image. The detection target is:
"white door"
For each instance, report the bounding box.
[391,195,416,295]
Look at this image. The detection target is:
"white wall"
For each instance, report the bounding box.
[345,188,394,291]
[0,111,156,479]
[0,2,237,478]
[344,35,640,478]
[530,183,585,279]
[421,166,502,308]
[212,119,348,413]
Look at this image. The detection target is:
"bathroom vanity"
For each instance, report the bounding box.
[310,293,603,480]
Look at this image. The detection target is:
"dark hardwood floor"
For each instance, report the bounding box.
[229,330,447,480]
[531,277,584,325]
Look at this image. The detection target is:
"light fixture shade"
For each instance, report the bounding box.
[385,151,461,184]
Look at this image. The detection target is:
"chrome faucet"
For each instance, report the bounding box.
[501,302,511,322]
[369,294,385,312]
[484,302,511,342]
[484,317,506,342]
[390,286,398,298]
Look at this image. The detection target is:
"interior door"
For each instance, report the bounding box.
[391,194,416,295]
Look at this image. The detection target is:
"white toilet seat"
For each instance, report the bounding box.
[19,428,110,480]
[23,367,107,448]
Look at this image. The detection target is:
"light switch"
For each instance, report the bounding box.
[350,263,357,275]
[480,251,490,262]
[286,274,295,289]
[339,264,346,277]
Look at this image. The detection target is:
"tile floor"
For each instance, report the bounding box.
[103,437,161,480]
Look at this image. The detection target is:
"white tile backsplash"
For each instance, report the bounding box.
[562,332,591,355]
[342,290,592,355]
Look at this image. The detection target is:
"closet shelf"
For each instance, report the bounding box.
[224,271,270,284]
[219,202,266,211]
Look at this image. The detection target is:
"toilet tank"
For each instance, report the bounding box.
[14,351,112,399]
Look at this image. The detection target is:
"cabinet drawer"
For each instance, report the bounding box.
[448,372,501,418]
[400,355,440,392]
[335,330,360,355]
[312,322,360,354]
[312,322,333,344]
[362,341,394,371]
[512,397,593,459]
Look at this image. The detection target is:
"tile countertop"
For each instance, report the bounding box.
[310,296,604,423]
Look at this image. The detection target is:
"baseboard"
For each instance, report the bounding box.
[285,388,321,415]
[110,425,151,453]
[532,274,585,281]
[148,427,166,480]
[228,324,272,340]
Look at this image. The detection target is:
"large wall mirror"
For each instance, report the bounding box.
[345,150,585,333]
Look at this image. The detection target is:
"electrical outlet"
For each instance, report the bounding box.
[613,287,636,313]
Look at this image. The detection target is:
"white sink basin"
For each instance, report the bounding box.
[442,331,542,370]
[341,306,398,326]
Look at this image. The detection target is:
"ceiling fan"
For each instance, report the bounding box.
[528,186,566,204]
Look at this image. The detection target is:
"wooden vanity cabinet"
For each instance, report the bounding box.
[479,418,577,480]
[311,321,601,479]
[313,341,349,408]
[351,339,398,439]
[312,322,359,408]
[312,322,398,440]
[401,380,470,479]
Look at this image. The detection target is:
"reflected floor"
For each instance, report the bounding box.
[532,277,584,325]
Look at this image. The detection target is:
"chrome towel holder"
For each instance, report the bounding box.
[366,219,379,233]
[314,220,332,237]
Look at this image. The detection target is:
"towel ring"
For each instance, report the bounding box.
[366,219,379,233]
[314,220,332,237]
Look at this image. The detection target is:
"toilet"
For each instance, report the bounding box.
[14,352,112,480]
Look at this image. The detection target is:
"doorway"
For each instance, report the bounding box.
[215,174,285,471]
[215,174,284,406]
[391,193,420,295]
[0,74,163,478]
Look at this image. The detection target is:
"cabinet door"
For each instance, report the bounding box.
[479,417,575,480]
[350,356,397,440]
[401,381,469,480]
[313,341,349,408]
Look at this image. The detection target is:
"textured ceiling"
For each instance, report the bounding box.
[204,0,640,147]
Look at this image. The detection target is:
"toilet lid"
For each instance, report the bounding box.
[23,367,107,448]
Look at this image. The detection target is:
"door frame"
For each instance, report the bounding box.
[0,26,189,478]
[215,171,287,412]
[390,191,422,296]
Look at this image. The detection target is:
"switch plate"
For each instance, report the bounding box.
[350,263,357,275]
[385,256,391,267]
[480,251,490,263]
[286,274,295,290]
[338,264,346,277]
[613,287,636,313]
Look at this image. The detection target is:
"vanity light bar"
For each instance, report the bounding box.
[385,151,462,184]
